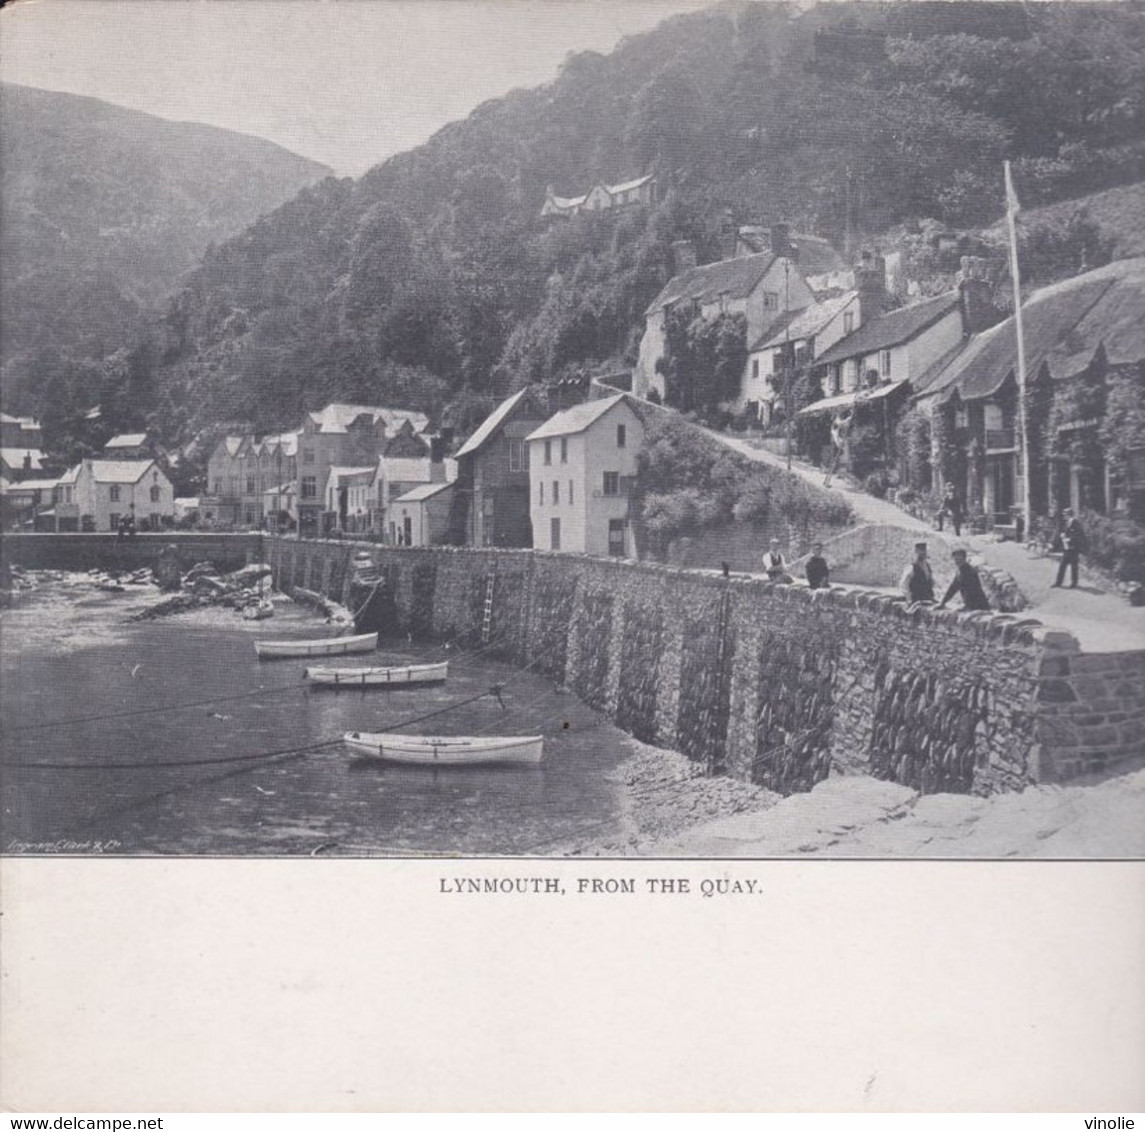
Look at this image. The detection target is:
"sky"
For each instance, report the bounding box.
[1,0,721,176]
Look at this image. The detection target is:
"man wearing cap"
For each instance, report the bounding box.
[1052,508,1086,589]
[899,542,935,603]
[762,538,793,583]
[937,548,990,611]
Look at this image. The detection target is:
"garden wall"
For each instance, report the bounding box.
[266,537,1144,795]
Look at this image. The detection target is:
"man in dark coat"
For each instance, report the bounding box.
[805,543,830,589]
[1052,508,1086,588]
[937,549,990,611]
[899,542,935,603]
[937,484,965,536]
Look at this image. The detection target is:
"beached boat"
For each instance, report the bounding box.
[343,731,543,766]
[254,631,377,659]
[305,660,448,687]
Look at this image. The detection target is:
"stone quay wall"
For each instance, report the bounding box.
[2,532,264,574]
[263,537,1142,793]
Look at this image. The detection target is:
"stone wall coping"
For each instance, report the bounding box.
[272,536,1072,654]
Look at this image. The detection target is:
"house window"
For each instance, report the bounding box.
[983,404,1004,430]
[560,437,568,464]
[550,517,561,551]
[602,471,620,496]
[830,366,843,395]
[302,448,315,464]
[508,439,524,472]
[301,476,317,500]
[552,480,559,505]
[616,424,626,448]
[150,485,160,503]
[539,481,544,505]
[843,311,855,334]
[108,513,120,532]
[880,350,892,378]
[544,439,552,466]
[751,358,760,380]
[109,485,121,502]
[246,477,255,494]
[954,406,969,429]
[848,359,860,389]
[773,350,785,374]
[608,519,626,557]
[762,291,779,310]
[568,479,574,505]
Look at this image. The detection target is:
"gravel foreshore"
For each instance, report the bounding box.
[558,738,780,856]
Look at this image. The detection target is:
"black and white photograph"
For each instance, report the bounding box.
[1,0,1144,1113]
[2,0,1143,862]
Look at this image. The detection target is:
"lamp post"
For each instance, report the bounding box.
[783,258,793,470]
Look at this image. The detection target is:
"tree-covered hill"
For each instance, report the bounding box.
[12,1,1145,460]
[0,83,330,400]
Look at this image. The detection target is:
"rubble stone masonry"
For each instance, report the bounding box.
[251,537,1144,793]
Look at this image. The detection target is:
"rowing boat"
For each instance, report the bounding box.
[343,732,543,766]
[305,661,448,687]
[254,631,378,659]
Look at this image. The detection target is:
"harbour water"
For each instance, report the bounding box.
[0,577,630,855]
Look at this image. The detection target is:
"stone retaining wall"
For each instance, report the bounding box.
[266,537,1144,794]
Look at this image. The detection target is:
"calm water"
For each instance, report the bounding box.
[0,578,628,855]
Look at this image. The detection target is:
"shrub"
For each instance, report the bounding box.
[864,471,890,499]
[1079,510,1145,585]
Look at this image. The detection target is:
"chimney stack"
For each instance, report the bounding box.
[855,249,888,321]
[770,222,792,259]
[958,255,1000,335]
[672,239,697,273]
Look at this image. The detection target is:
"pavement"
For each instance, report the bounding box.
[708,430,1145,654]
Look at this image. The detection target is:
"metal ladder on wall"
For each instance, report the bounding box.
[481,574,495,644]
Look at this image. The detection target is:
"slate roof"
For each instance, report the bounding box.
[0,448,44,470]
[104,433,148,449]
[922,258,1145,404]
[308,403,428,435]
[88,460,157,484]
[526,393,634,442]
[813,291,961,368]
[394,481,454,503]
[4,477,60,493]
[645,252,779,316]
[752,291,859,352]
[454,389,531,458]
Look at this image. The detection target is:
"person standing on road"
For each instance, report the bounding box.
[937,548,990,611]
[1052,508,1087,589]
[899,542,936,603]
[937,484,965,536]
[805,542,830,589]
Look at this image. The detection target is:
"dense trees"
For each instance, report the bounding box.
[8,2,1144,463]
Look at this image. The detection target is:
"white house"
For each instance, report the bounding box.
[633,250,815,402]
[324,466,378,535]
[540,174,656,219]
[739,290,860,422]
[525,394,645,557]
[57,459,175,532]
[391,481,454,547]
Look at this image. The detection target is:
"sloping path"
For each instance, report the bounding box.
[707,429,1145,653]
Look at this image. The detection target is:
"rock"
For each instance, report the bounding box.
[227,563,272,587]
[155,545,183,592]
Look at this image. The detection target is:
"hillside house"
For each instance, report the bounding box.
[103,432,152,459]
[56,459,175,532]
[913,256,1145,526]
[0,476,60,530]
[0,414,45,482]
[449,388,550,547]
[324,466,377,535]
[526,393,645,557]
[633,249,815,402]
[540,174,656,219]
[740,291,860,423]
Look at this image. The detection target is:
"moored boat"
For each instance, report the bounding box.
[305,661,448,687]
[254,631,378,659]
[343,731,543,766]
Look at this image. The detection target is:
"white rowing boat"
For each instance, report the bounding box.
[254,631,378,659]
[343,732,544,766]
[305,661,448,687]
